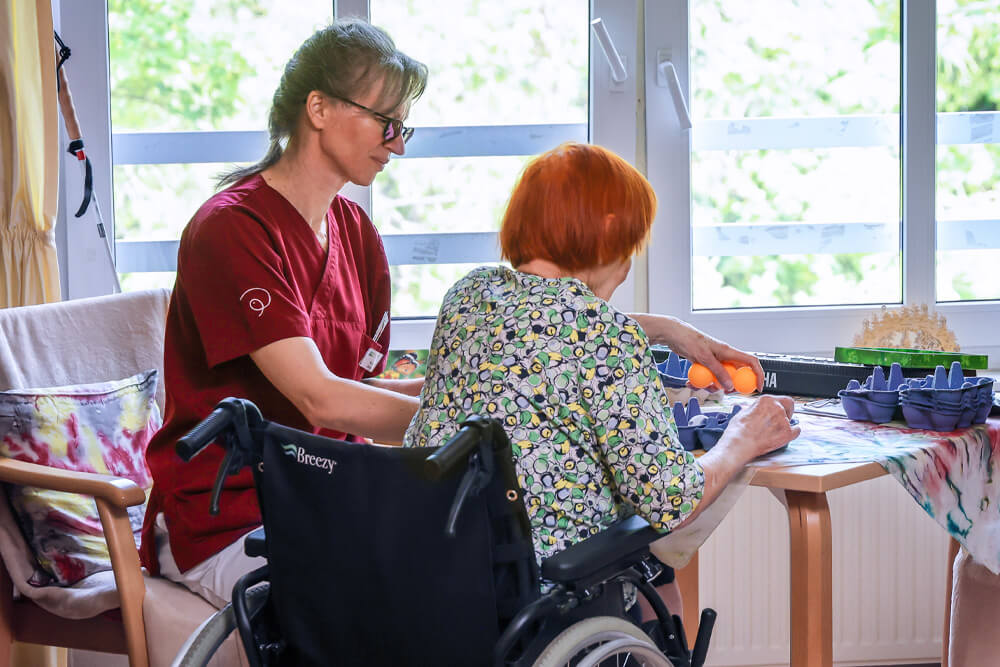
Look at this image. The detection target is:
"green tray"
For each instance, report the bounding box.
[833,346,988,370]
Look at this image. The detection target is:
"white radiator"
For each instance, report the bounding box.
[698,475,949,666]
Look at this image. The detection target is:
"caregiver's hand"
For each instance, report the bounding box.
[631,313,765,392]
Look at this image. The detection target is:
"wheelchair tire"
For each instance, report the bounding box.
[171,584,270,667]
[532,615,673,667]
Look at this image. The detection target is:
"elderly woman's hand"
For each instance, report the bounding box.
[630,313,764,392]
[719,395,800,460]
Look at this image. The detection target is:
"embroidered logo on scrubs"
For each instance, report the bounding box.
[239,287,271,317]
[282,443,337,476]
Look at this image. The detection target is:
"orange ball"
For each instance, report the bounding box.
[732,366,758,394]
[721,362,738,382]
[687,363,715,389]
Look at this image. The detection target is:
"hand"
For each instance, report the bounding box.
[672,394,799,528]
[632,314,764,392]
[719,395,800,461]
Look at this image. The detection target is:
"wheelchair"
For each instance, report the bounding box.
[170,398,716,666]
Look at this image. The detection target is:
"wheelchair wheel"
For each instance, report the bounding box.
[171,584,270,667]
[533,615,673,667]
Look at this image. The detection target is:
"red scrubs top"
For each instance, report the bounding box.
[140,174,391,574]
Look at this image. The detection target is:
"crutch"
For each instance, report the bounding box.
[54,31,122,293]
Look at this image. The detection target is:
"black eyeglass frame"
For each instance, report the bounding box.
[329,95,414,144]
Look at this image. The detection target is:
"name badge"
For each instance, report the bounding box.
[359,347,384,372]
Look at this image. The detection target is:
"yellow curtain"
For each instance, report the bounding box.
[1,0,61,308]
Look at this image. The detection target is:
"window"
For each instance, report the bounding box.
[60,0,633,349]
[686,0,901,310]
[646,0,1000,359]
[936,0,1000,302]
[107,1,334,291]
[61,0,998,359]
[366,0,589,319]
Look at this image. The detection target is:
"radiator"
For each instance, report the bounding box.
[698,475,949,666]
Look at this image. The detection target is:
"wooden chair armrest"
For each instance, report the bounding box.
[94,499,149,666]
[0,458,145,508]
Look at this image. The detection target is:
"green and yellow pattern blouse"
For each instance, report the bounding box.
[404,266,704,566]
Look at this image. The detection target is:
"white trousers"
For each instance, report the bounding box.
[154,513,266,609]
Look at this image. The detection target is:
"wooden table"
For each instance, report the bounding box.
[676,460,898,667]
[670,409,998,666]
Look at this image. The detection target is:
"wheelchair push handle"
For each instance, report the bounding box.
[423,416,494,479]
[176,397,262,461]
[176,406,231,461]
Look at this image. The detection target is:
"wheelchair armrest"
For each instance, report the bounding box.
[244,527,267,558]
[540,515,662,584]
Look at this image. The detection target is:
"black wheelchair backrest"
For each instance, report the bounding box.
[251,421,537,666]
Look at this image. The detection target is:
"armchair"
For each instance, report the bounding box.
[0,289,241,666]
[0,458,146,662]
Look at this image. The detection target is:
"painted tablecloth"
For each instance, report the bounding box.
[750,407,1000,573]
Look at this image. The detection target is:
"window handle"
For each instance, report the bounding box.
[591,18,627,83]
[657,59,693,130]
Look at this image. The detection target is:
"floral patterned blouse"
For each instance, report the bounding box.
[404,266,705,567]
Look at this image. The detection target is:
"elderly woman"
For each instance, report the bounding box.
[405,142,798,614]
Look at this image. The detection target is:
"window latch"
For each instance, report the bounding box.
[656,50,693,130]
[591,18,627,85]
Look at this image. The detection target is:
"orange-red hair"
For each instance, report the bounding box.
[500,142,657,271]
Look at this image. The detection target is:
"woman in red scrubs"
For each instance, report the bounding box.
[139,19,429,607]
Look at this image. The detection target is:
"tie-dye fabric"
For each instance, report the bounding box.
[404,266,705,569]
[744,401,1000,574]
[0,370,159,586]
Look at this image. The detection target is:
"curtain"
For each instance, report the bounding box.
[1,0,61,308]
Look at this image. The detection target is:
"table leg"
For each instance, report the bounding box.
[786,490,833,667]
[941,537,960,667]
[676,550,699,650]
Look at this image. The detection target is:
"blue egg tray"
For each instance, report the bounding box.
[839,361,994,430]
[657,350,692,389]
[672,397,742,451]
[837,363,907,423]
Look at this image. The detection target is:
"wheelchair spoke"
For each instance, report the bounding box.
[534,616,673,667]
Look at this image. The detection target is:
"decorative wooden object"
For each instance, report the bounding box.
[853,304,959,352]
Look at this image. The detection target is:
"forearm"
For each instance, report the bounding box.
[629,312,763,392]
[673,395,799,528]
[250,337,419,444]
[303,376,419,444]
[673,444,747,529]
[629,312,682,347]
[363,377,425,396]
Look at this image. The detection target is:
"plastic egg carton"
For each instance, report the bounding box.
[837,363,906,424]
[898,362,994,431]
[657,350,692,389]
[838,361,995,430]
[671,397,742,451]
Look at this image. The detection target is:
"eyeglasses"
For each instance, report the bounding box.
[331,96,414,144]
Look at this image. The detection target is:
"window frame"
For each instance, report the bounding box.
[643,0,1000,361]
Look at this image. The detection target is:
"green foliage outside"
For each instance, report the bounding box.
[690,0,1000,307]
